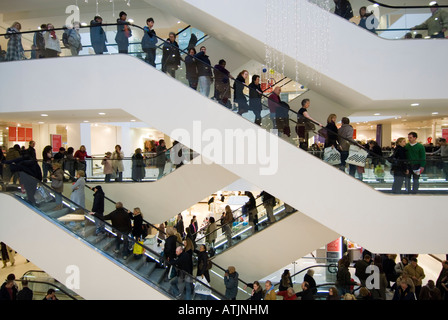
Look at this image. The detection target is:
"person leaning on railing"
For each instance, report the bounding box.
[411,3,448,38]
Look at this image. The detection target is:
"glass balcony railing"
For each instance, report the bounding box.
[312,0,448,40]
[1,22,446,196]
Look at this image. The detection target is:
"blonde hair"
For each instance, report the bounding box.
[225,205,232,215]
[11,22,21,30]
[52,162,62,169]
[327,114,337,123]
[396,137,406,145]
[77,170,85,177]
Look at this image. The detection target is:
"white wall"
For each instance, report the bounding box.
[0,193,169,300]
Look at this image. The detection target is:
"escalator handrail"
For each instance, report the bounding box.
[365,0,448,9]
[15,278,79,300]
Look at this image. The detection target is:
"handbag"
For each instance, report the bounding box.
[168,265,177,280]
[318,127,328,139]
[323,147,341,165]
[346,145,369,167]
[133,241,145,255]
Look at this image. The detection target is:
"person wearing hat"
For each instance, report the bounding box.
[102,152,113,183]
[412,2,448,38]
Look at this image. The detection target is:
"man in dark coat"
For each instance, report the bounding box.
[102,202,132,259]
[17,280,33,300]
[334,0,353,20]
[168,246,193,299]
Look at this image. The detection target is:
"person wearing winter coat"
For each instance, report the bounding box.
[233,70,249,115]
[391,137,409,194]
[248,74,263,125]
[334,0,354,20]
[102,152,113,183]
[131,148,145,182]
[195,46,213,97]
[5,22,24,61]
[162,32,181,78]
[65,22,83,56]
[185,48,198,90]
[115,11,132,54]
[393,279,416,300]
[43,23,61,57]
[51,162,64,209]
[111,145,124,182]
[263,280,277,300]
[196,244,211,283]
[213,59,233,107]
[90,16,108,55]
[224,266,239,300]
[70,170,86,208]
[91,185,105,235]
[141,17,157,67]
[205,217,217,249]
[102,202,132,259]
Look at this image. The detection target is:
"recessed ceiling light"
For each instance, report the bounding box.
[17,124,21,127]
[432,112,439,115]
[429,1,437,5]
[38,122,44,124]
[98,112,106,115]
[177,21,181,24]
[83,120,89,123]
[41,114,48,117]
[374,113,381,116]
[130,119,136,122]
[411,103,419,107]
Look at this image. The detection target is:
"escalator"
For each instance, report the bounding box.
[1,23,447,275]
[0,171,258,300]
[147,0,448,111]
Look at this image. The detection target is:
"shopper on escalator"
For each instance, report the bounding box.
[162,32,181,78]
[248,74,263,126]
[233,70,249,115]
[91,185,105,235]
[333,0,353,20]
[390,137,409,194]
[90,16,108,55]
[411,3,448,39]
[115,11,132,54]
[195,46,213,97]
[102,201,132,260]
[141,17,157,67]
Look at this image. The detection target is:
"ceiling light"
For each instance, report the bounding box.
[81,22,87,27]
[432,112,439,115]
[374,113,381,116]
[177,21,181,24]
[130,119,136,122]
[128,19,134,23]
[41,114,48,117]
[83,120,89,123]
[429,1,437,6]
[411,103,419,107]
[98,112,106,115]
[38,122,44,124]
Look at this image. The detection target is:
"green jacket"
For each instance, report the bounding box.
[405,143,426,168]
[414,9,448,36]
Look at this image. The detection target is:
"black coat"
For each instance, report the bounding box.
[324,122,339,148]
[296,288,315,300]
[91,186,105,218]
[164,235,178,261]
[5,157,42,181]
[131,213,144,239]
[304,274,318,295]
[196,251,209,277]
[334,0,353,20]
[169,251,193,276]
[391,145,408,175]
[17,287,33,300]
[162,39,180,70]
[194,51,212,77]
[102,208,132,234]
[0,283,18,301]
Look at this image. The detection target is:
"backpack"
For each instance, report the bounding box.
[62,29,71,48]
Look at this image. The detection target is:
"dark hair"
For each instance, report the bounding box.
[7,274,15,281]
[22,280,29,286]
[209,217,215,223]
[252,74,260,83]
[219,59,226,65]
[301,99,310,107]
[119,11,127,18]
[47,289,55,295]
[94,16,102,21]
[67,147,74,154]
[408,132,418,138]
[341,117,350,124]
[200,46,206,50]
[159,139,165,145]
[147,17,154,23]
